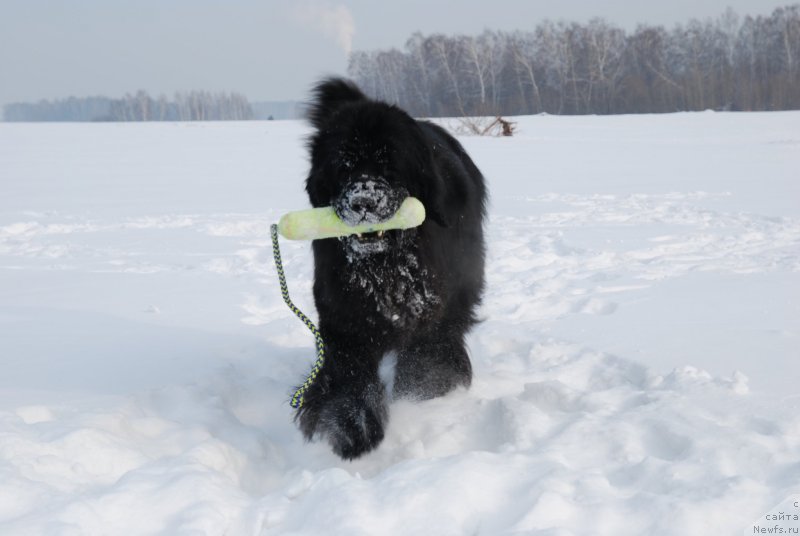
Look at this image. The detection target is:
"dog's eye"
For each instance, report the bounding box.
[336,148,357,170]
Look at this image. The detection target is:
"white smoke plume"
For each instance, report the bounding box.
[294,3,355,57]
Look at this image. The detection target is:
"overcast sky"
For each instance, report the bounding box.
[0,0,791,107]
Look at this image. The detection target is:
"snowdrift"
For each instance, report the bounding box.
[1,113,798,535]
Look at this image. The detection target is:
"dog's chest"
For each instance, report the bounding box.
[345,250,439,328]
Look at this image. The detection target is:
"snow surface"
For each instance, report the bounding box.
[1,112,799,535]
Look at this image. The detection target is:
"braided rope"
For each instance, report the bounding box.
[270,224,326,409]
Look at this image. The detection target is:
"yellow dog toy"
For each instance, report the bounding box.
[277,197,426,240]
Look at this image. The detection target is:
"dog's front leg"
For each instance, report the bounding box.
[294,333,388,460]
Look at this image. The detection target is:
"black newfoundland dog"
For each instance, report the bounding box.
[296,78,487,459]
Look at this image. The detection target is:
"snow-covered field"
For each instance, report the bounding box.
[1,112,798,535]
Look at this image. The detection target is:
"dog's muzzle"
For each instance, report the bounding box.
[334,177,405,226]
[334,177,409,259]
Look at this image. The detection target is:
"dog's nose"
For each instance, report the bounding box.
[348,194,376,216]
[335,178,400,225]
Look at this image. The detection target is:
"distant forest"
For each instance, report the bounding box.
[3,91,254,122]
[348,5,800,116]
[5,5,799,121]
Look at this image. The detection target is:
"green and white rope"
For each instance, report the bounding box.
[270,223,326,409]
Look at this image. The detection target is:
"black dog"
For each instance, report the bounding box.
[296,78,487,459]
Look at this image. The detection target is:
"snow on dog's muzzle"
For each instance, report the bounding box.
[334,177,406,226]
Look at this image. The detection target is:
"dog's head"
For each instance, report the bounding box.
[304,78,448,258]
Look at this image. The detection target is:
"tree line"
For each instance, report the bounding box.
[4,90,254,122]
[348,5,800,116]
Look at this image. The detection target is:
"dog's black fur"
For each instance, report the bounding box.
[296,78,487,459]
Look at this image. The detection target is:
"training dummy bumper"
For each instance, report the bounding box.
[277,197,426,240]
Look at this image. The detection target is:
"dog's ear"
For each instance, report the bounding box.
[307,78,367,129]
[305,169,332,208]
[421,164,452,228]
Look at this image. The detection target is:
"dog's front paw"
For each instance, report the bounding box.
[320,390,387,459]
[296,382,388,460]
